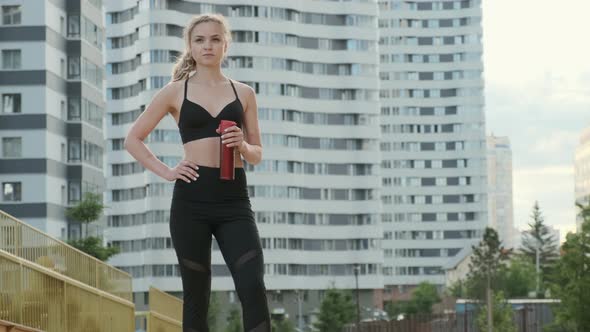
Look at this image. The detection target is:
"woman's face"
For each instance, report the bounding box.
[189,21,227,67]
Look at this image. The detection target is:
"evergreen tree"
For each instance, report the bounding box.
[520,202,559,293]
[466,227,511,300]
[313,288,356,332]
[466,227,511,332]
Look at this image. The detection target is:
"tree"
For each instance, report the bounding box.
[65,192,118,261]
[447,279,467,299]
[412,282,441,314]
[412,281,440,314]
[448,255,536,300]
[314,288,355,332]
[520,201,559,294]
[67,236,119,261]
[501,255,536,298]
[466,227,511,332]
[476,291,516,332]
[66,192,105,238]
[224,306,242,332]
[208,292,221,332]
[466,228,511,299]
[384,282,440,318]
[271,316,296,332]
[384,300,417,318]
[549,203,590,331]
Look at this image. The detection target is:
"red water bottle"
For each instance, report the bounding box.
[218,120,236,180]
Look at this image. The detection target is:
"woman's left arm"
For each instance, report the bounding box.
[220,85,262,165]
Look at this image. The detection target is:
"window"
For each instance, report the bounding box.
[68,139,81,162]
[2,182,21,201]
[2,137,21,157]
[2,5,21,25]
[81,16,102,48]
[2,49,21,69]
[68,181,81,203]
[68,97,81,120]
[140,0,168,9]
[68,57,80,79]
[68,15,80,37]
[2,93,21,113]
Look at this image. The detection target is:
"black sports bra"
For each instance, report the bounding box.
[178,78,244,144]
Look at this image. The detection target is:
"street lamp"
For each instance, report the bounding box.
[535,236,541,296]
[295,289,303,331]
[353,264,361,331]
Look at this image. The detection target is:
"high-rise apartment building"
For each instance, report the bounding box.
[0,0,105,239]
[378,0,488,299]
[487,135,514,248]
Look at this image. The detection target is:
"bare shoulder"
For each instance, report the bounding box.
[231,80,256,110]
[165,79,185,99]
[155,79,185,112]
[232,80,255,99]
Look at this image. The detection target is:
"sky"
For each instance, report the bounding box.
[482,0,590,242]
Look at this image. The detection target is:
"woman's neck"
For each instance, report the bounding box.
[191,66,226,85]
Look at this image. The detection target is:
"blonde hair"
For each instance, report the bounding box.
[171,14,232,82]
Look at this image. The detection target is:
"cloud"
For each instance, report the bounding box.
[530,131,581,155]
[474,0,590,243]
[482,0,590,88]
[512,165,576,243]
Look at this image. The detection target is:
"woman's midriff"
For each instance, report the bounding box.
[182,137,244,168]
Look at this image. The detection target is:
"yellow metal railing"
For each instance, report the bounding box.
[0,250,135,332]
[135,287,182,332]
[0,318,44,332]
[0,210,132,301]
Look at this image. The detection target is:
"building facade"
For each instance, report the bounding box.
[104,0,383,326]
[378,0,488,299]
[575,125,590,231]
[487,135,515,248]
[0,0,105,239]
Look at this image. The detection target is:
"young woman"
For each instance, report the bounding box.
[124,14,270,332]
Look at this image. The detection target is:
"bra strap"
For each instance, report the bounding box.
[184,78,189,100]
[229,79,239,99]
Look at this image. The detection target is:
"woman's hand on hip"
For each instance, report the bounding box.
[166,160,199,183]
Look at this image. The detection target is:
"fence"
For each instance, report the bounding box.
[0,250,135,331]
[135,287,183,332]
[0,210,132,302]
[0,209,135,331]
[343,304,556,332]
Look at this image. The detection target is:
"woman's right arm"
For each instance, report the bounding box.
[124,82,198,183]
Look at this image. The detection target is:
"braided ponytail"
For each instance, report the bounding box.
[171,14,232,82]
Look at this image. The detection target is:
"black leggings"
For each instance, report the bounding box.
[169,166,270,332]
